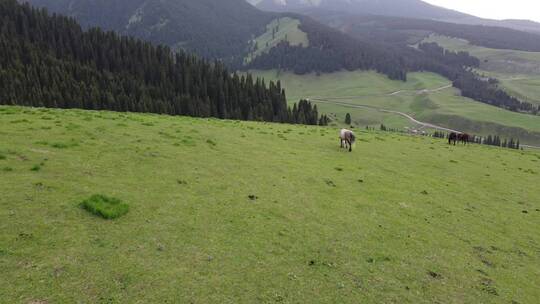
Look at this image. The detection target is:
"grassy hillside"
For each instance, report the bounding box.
[246,17,309,63]
[422,35,540,107]
[251,70,540,145]
[422,34,540,75]
[1,105,539,303]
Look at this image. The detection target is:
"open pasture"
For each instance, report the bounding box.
[1,106,539,303]
[251,70,540,145]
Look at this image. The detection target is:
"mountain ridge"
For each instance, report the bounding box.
[247,0,540,33]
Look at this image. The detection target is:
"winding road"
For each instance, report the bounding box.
[310,84,461,133]
[309,84,540,149]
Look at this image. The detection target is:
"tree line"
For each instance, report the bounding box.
[0,0,324,125]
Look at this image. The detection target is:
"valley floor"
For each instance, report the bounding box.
[1,106,539,303]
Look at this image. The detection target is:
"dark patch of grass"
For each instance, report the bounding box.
[450,160,458,163]
[65,123,81,130]
[206,139,217,147]
[158,131,176,139]
[324,179,336,187]
[334,167,343,172]
[177,180,188,185]
[80,194,129,220]
[2,167,13,172]
[142,122,155,127]
[248,195,258,201]
[30,164,42,172]
[10,119,30,124]
[51,143,69,149]
[0,153,6,160]
[51,141,79,149]
[428,271,441,279]
[480,277,499,296]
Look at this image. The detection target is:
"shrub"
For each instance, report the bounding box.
[81,194,129,219]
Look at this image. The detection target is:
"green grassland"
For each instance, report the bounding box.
[245,17,309,63]
[1,106,540,303]
[476,71,540,106]
[422,34,540,106]
[251,70,540,145]
[422,34,540,75]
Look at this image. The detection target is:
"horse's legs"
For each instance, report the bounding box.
[348,139,352,152]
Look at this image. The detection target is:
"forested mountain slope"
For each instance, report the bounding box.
[20,0,410,80]
[22,0,274,61]
[0,0,323,124]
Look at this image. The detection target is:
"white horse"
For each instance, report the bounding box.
[339,129,356,152]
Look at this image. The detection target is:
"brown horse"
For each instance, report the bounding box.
[340,129,356,152]
[448,132,458,145]
[458,133,470,145]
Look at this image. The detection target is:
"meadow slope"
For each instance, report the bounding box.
[1,106,539,303]
[251,70,540,145]
[422,34,540,106]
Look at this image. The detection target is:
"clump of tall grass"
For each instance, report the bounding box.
[80,194,129,219]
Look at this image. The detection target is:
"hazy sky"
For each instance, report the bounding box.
[423,0,540,22]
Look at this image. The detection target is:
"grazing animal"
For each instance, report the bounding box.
[340,129,356,152]
[458,133,470,145]
[448,132,459,145]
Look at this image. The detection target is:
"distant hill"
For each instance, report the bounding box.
[247,0,540,34]
[308,12,540,52]
[249,0,469,20]
[20,0,411,80]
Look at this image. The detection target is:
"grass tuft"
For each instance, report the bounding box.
[80,194,129,219]
[30,164,41,172]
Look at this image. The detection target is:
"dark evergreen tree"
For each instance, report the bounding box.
[345,113,352,125]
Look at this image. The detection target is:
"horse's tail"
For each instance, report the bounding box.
[350,133,356,144]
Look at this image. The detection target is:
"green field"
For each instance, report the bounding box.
[1,106,540,303]
[422,34,540,75]
[422,35,540,106]
[245,17,309,63]
[251,70,540,145]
